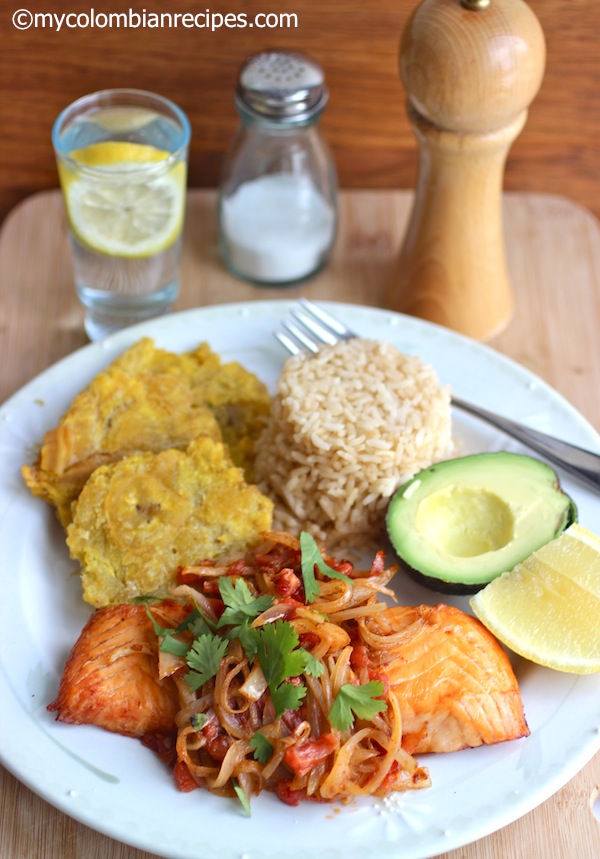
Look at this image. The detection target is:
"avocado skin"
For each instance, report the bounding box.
[401,563,488,596]
[386,452,578,595]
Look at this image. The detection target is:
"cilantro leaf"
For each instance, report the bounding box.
[133,593,165,604]
[254,620,303,687]
[249,731,274,765]
[220,618,260,661]
[190,712,208,731]
[300,532,353,603]
[252,620,312,719]
[185,607,218,637]
[185,633,229,691]
[145,604,217,658]
[301,648,325,678]
[233,781,251,817]
[328,681,387,732]
[144,605,191,656]
[270,681,307,718]
[144,604,175,638]
[217,577,274,628]
[159,635,191,657]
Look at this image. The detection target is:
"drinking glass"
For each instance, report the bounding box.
[52,89,191,341]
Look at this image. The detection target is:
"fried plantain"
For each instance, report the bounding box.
[22,338,271,526]
[66,435,273,607]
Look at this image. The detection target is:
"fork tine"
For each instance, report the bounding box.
[281,320,321,353]
[275,299,356,356]
[298,297,356,340]
[274,330,303,356]
[290,308,339,346]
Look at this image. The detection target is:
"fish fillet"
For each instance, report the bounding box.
[48,602,186,737]
[368,604,529,754]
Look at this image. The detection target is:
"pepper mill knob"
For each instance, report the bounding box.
[386,0,546,340]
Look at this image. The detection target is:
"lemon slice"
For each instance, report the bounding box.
[87,107,158,134]
[59,141,186,259]
[470,523,600,674]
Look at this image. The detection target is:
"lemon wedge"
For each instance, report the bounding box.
[471,523,600,674]
[59,141,186,259]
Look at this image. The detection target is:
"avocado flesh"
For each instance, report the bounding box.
[386,452,577,594]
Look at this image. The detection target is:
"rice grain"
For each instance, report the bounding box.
[254,339,452,550]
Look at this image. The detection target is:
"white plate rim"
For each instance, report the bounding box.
[1,298,599,859]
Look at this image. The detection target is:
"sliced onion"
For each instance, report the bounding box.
[239,664,268,702]
[158,648,186,679]
[179,564,231,578]
[208,739,251,789]
[251,603,295,626]
[172,584,218,621]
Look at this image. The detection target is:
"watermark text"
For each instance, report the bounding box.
[12,6,299,32]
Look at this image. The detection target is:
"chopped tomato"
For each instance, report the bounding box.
[377,760,400,793]
[201,719,232,761]
[255,545,299,574]
[272,567,301,597]
[226,559,255,577]
[275,780,304,806]
[176,571,202,587]
[140,730,176,766]
[401,728,428,755]
[298,632,320,652]
[283,733,337,778]
[331,559,355,578]
[207,732,231,762]
[200,579,221,594]
[206,596,226,619]
[173,760,198,792]
[350,643,370,670]
[370,551,387,575]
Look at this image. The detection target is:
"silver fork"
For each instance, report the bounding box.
[275,298,600,494]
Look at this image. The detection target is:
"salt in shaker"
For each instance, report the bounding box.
[218,51,338,286]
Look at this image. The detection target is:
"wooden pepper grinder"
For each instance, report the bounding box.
[386,0,546,340]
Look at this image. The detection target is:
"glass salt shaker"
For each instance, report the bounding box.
[218,51,338,286]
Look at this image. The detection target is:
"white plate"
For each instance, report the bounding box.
[1,300,600,859]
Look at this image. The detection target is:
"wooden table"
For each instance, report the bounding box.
[1,189,599,859]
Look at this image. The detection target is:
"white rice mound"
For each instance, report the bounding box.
[254,338,452,550]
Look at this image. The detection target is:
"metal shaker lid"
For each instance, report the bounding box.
[235,51,328,124]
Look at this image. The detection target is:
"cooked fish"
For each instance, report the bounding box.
[22,338,271,525]
[365,604,529,754]
[66,435,273,607]
[48,602,186,737]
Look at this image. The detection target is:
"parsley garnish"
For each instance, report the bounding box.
[159,635,190,657]
[300,531,353,603]
[145,604,216,657]
[233,781,251,817]
[270,680,307,718]
[217,577,274,629]
[185,633,229,691]
[190,712,208,731]
[215,576,275,660]
[252,620,326,718]
[328,681,387,731]
[255,620,307,686]
[302,649,325,679]
[249,731,274,764]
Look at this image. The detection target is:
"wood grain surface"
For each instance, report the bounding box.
[0,187,599,859]
[2,0,600,222]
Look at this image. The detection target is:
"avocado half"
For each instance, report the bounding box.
[386,452,577,595]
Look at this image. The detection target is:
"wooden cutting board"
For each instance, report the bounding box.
[2,189,600,433]
[0,188,599,859]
